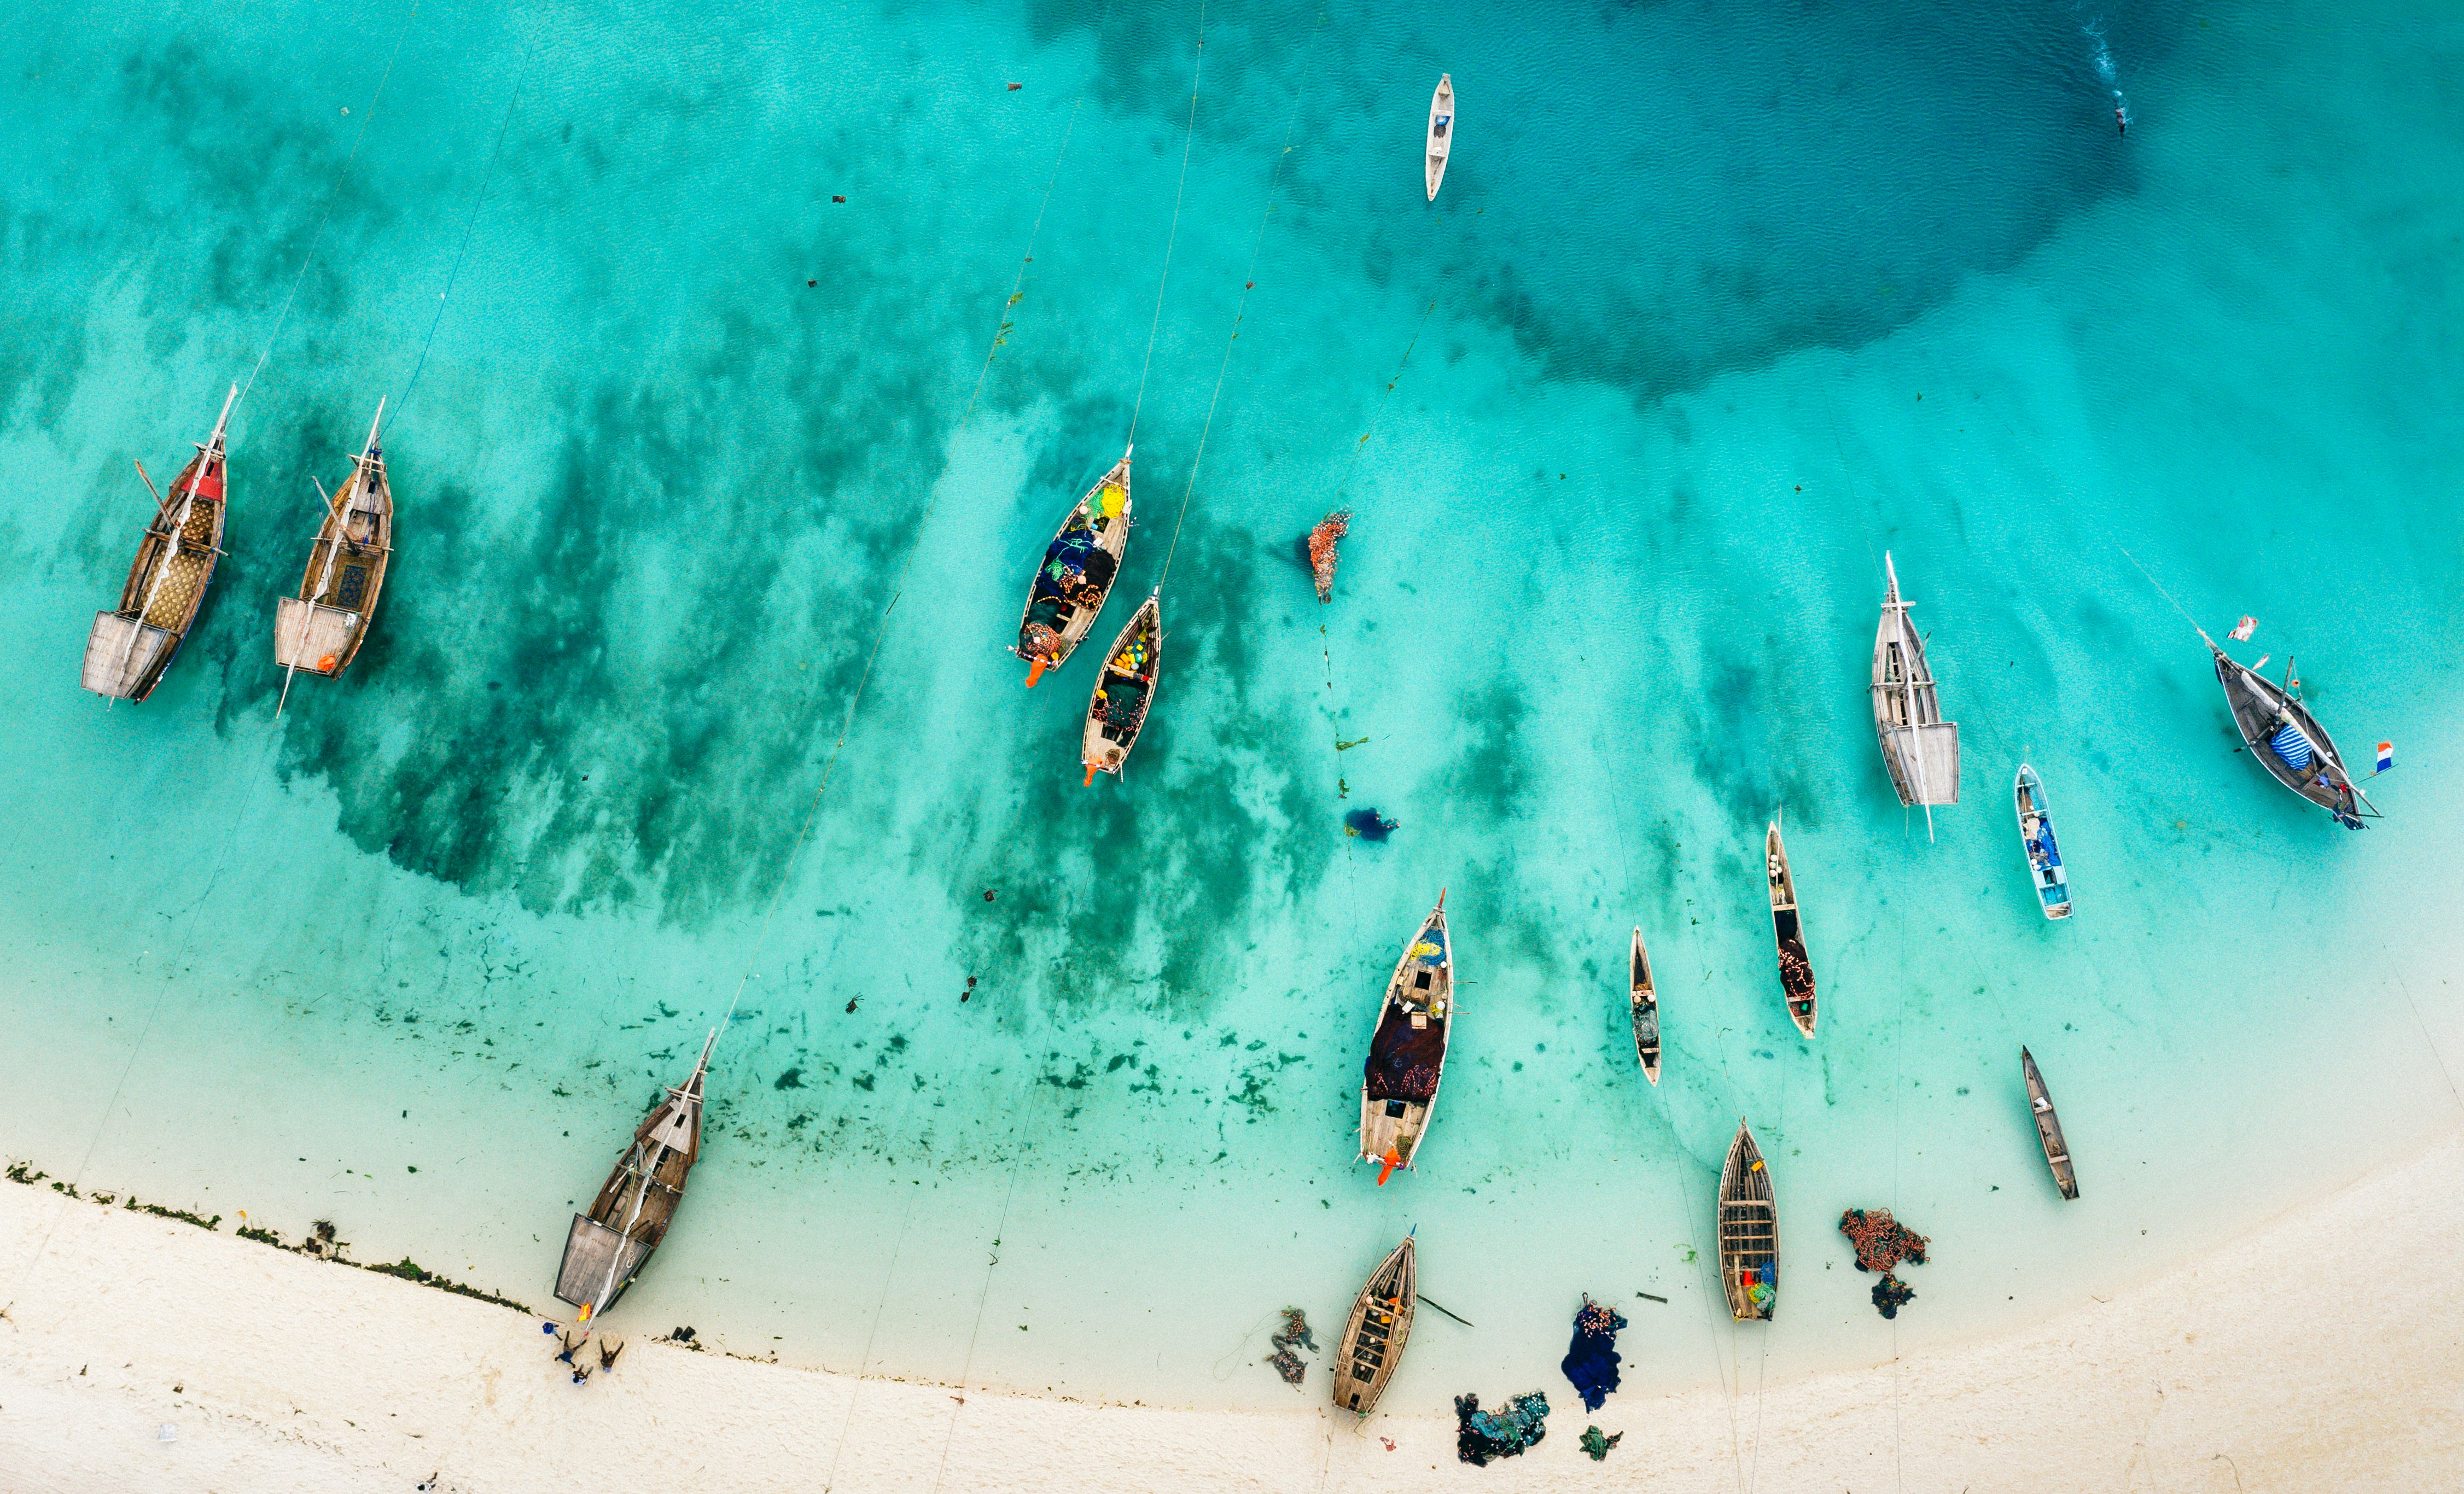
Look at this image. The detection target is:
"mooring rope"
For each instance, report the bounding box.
[1126,0,1207,445]
[389,23,538,431]
[704,26,1104,1044]
[1152,3,1325,591]
[237,7,415,410]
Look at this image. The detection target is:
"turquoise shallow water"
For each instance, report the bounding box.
[3,0,2461,1419]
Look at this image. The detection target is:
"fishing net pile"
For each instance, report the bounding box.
[1019,621,1063,658]
[1265,1306,1316,1386]
[1559,1295,1627,1411]
[1839,1209,1929,1274]
[1453,1390,1548,1466]
[1580,1426,1624,1462]
[1778,944,1815,1001]
[1630,1003,1658,1048]
[1309,509,1351,603]
[1842,1208,1929,1318]
[1871,1273,1917,1319]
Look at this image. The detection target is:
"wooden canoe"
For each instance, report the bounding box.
[1081,590,1161,783]
[1871,552,1959,820]
[1360,893,1452,1182]
[1767,814,1815,1038]
[2020,1046,2079,1200]
[1425,75,1454,201]
[555,1029,717,1319]
[1629,926,1660,1086]
[1332,1234,1417,1416]
[275,401,394,707]
[82,386,237,702]
[1015,446,1133,685]
[1718,1119,1778,1321]
[2200,631,2374,828]
[2014,764,2073,920]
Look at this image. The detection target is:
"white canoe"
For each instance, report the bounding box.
[1425,74,1453,201]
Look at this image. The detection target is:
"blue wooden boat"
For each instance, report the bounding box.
[2013,764,2072,920]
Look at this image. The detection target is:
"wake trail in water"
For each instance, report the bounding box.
[2081,17,2131,134]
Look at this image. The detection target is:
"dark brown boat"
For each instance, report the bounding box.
[1767,813,1815,1038]
[1629,926,1660,1085]
[555,1030,716,1321]
[82,386,237,701]
[2021,1046,2079,1200]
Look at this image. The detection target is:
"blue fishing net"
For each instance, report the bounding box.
[1560,1296,1627,1411]
[1454,1390,1548,1466]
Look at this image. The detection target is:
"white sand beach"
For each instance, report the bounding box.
[4,1125,2459,1493]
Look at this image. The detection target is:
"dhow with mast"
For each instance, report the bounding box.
[275,400,395,714]
[83,386,238,702]
[1871,552,1959,837]
[556,1029,718,1326]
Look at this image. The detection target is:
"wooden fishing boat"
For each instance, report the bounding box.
[1871,552,1959,832]
[2013,764,2072,920]
[1014,446,1132,685]
[1718,1119,1778,1321]
[1081,590,1161,784]
[1332,1234,1417,1416]
[82,386,238,702]
[1629,926,1660,1086]
[1425,74,1454,201]
[1359,893,1452,1183]
[555,1029,717,1321]
[274,400,395,714]
[1766,814,1815,1038]
[2020,1046,2079,1200]
[2200,629,2376,829]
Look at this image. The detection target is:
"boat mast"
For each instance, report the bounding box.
[582,1028,717,1326]
[107,384,237,704]
[278,399,383,718]
[1886,553,1935,841]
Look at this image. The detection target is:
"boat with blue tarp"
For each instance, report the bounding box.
[1013,446,1132,685]
[2013,764,2072,919]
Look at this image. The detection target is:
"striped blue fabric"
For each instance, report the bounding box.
[2270,723,2313,771]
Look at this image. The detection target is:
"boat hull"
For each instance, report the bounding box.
[2022,1047,2079,1200]
[2208,645,2365,824]
[1767,819,1815,1037]
[1016,452,1133,675]
[1333,1236,1416,1415]
[278,439,394,678]
[1424,75,1453,200]
[1718,1122,1778,1320]
[1871,556,1959,807]
[1629,927,1659,1085]
[2014,764,2072,919]
[1360,902,1451,1174]
[86,442,227,702]
[1082,591,1161,778]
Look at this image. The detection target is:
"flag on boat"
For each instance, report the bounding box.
[2228,615,2257,641]
[2376,741,2394,774]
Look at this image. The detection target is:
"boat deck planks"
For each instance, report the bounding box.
[1719,1120,1778,1321]
[1333,1235,1417,1416]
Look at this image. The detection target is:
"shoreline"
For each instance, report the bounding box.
[7,1124,2461,1491]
